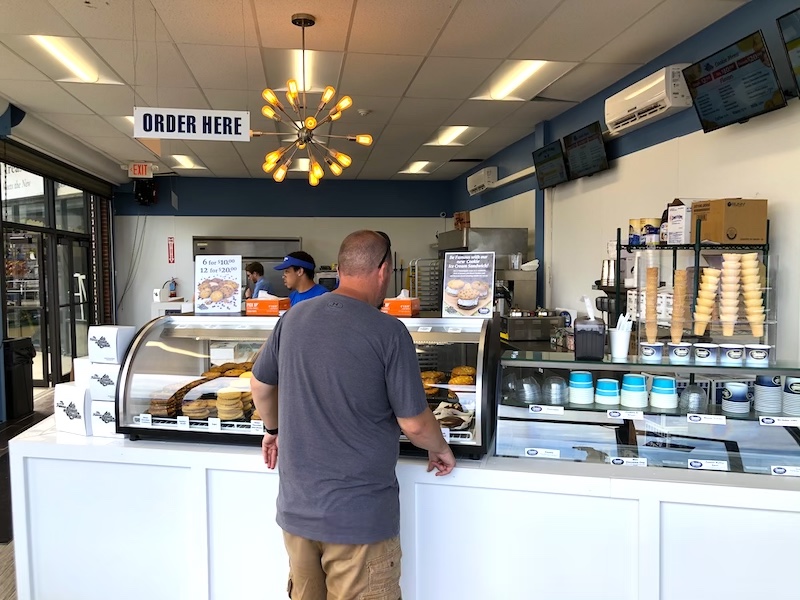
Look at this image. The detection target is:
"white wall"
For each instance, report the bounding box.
[470,190,536,258]
[546,104,800,359]
[114,216,442,328]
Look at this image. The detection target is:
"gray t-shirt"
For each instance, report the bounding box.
[253,293,428,544]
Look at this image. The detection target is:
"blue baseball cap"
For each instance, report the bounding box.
[274,255,315,271]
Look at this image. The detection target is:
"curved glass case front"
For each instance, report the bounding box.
[117,315,280,440]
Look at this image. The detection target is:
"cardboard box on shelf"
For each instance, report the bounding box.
[90,400,122,438]
[453,211,470,230]
[667,200,692,245]
[690,199,768,244]
[54,382,92,436]
[245,298,290,316]
[381,297,421,317]
[87,325,136,364]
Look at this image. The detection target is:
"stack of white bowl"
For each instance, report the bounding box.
[783,376,800,416]
[740,253,765,338]
[719,254,740,337]
[694,267,719,336]
[754,375,782,414]
[720,381,750,414]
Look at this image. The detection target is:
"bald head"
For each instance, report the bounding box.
[338,230,392,277]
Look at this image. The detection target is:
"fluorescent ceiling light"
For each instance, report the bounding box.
[293,49,312,92]
[491,60,546,100]
[31,35,98,83]
[424,126,489,147]
[172,155,206,170]
[125,116,135,124]
[289,157,311,172]
[399,161,430,174]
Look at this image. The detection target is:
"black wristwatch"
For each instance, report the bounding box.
[265,426,279,435]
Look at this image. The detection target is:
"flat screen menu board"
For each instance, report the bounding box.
[682,30,787,133]
[532,140,569,189]
[778,8,800,96]
[562,121,608,180]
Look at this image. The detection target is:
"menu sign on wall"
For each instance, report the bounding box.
[562,122,608,179]
[194,255,242,314]
[682,31,786,133]
[778,8,800,94]
[442,252,495,319]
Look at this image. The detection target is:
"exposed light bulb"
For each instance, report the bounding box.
[311,160,324,179]
[330,150,352,168]
[287,79,299,99]
[298,141,307,149]
[273,162,289,183]
[261,106,281,121]
[262,88,282,108]
[262,161,277,173]
[329,110,342,121]
[309,171,320,186]
[334,96,353,112]
[355,134,372,146]
[265,147,287,163]
[321,86,336,104]
[325,157,343,176]
[304,116,317,130]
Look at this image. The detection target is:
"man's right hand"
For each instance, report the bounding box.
[427,447,456,476]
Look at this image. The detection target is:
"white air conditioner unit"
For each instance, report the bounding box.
[466,167,497,196]
[604,64,692,136]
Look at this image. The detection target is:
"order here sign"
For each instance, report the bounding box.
[133,107,250,142]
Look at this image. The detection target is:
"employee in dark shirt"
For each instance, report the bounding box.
[274,251,328,306]
[245,262,271,299]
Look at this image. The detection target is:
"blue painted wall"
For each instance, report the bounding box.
[114,177,454,217]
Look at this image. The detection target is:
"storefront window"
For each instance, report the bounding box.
[55,182,87,233]
[1,163,47,227]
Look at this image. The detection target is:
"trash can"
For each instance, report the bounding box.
[3,337,36,420]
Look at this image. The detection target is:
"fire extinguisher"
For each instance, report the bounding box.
[169,278,177,298]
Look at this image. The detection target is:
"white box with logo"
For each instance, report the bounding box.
[73,356,92,387]
[54,382,92,436]
[86,362,122,402]
[87,325,136,364]
[90,400,122,438]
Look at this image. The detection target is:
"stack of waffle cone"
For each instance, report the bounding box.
[739,252,765,338]
[693,267,719,336]
[719,254,741,337]
[645,267,658,343]
[671,270,687,343]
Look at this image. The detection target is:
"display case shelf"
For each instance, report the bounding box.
[622,243,768,251]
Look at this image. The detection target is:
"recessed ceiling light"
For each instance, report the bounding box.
[289,157,311,172]
[492,60,546,100]
[29,35,122,85]
[424,126,489,147]
[172,155,206,170]
[125,116,135,124]
[471,59,577,101]
[399,161,430,174]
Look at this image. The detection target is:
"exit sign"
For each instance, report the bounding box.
[128,162,153,178]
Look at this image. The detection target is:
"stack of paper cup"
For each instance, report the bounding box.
[740,253,764,338]
[719,254,740,337]
[671,270,688,343]
[645,267,658,343]
[693,267,719,336]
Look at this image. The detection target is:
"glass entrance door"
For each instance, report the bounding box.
[4,229,48,386]
[50,236,92,382]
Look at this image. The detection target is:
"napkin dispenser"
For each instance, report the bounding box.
[574,316,606,361]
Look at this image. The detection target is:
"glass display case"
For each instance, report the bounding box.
[497,351,800,476]
[118,315,500,456]
[399,316,500,458]
[117,315,281,442]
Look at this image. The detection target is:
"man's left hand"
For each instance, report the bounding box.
[262,433,279,469]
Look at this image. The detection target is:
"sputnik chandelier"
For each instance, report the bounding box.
[252,14,373,186]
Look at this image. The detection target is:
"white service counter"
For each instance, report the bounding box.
[10,416,800,600]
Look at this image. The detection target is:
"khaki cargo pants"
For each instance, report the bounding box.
[283,531,402,600]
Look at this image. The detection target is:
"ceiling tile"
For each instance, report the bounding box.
[348,1,455,55]
[499,100,572,128]
[432,0,562,59]
[0,0,76,36]
[58,82,139,115]
[425,162,474,179]
[261,49,343,92]
[203,89,267,115]
[446,100,524,127]
[390,98,462,125]
[87,39,196,88]
[0,44,47,81]
[0,80,92,114]
[340,53,424,97]
[541,63,640,102]
[406,57,501,99]
[330,96,401,125]
[378,124,439,147]
[150,0,259,46]
[512,0,662,61]
[408,146,463,163]
[179,45,265,91]
[254,1,354,51]
[185,141,243,160]
[39,113,128,138]
[136,86,211,110]
[588,0,747,64]
[49,0,168,42]
[457,126,531,152]
[80,136,158,162]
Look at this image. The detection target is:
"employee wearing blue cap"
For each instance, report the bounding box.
[274,251,329,306]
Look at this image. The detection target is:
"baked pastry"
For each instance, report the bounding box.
[448,375,475,386]
[218,409,244,421]
[241,362,254,370]
[239,371,253,379]
[201,371,222,379]
[149,398,179,417]
[456,287,479,309]
[423,383,439,396]
[445,279,465,296]
[213,363,239,373]
[217,388,242,402]
[251,410,261,421]
[420,371,445,382]
[451,366,476,377]
[224,369,245,377]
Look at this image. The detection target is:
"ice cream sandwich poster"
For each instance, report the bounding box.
[442,252,495,318]
[194,254,243,314]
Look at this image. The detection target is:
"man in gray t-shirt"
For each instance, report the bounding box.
[251,230,455,600]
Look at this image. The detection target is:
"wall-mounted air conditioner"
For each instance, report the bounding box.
[466,167,497,196]
[604,64,692,136]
